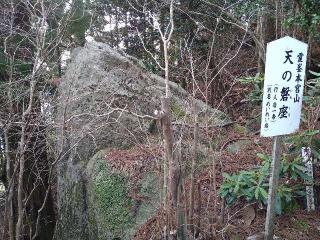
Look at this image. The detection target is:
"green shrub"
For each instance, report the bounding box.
[238,73,264,104]
[220,153,308,214]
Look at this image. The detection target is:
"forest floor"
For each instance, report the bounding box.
[131,119,320,240]
[211,124,320,240]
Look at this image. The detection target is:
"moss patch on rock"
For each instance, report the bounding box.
[93,163,133,236]
[233,123,248,134]
[171,99,187,119]
[86,151,133,239]
[86,149,161,240]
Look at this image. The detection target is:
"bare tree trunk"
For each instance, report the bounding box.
[159,96,175,239]
[257,6,276,75]
[136,1,175,237]
[15,3,47,237]
[177,175,186,240]
[15,124,27,240]
[4,129,14,240]
[211,151,217,222]
[163,169,168,211]
[307,32,312,68]
[115,7,119,48]
[218,198,225,226]
[275,0,278,39]
[257,9,265,74]
[194,181,201,238]
[183,178,189,234]
[3,54,15,240]
[161,2,176,236]
[189,103,198,235]
[161,97,175,204]
[109,13,113,47]
[124,11,129,49]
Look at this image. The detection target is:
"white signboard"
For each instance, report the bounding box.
[261,36,308,137]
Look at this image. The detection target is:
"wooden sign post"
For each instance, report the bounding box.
[264,135,282,240]
[301,147,315,212]
[261,36,308,240]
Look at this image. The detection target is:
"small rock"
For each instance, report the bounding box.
[227,140,251,154]
[242,205,256,226]
[247,233,264,240]
[230,234,243,240]
[247,233,281,240]
[234,123,248,134]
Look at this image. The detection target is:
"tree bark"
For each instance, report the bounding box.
[161,97,175,208]
[257,6,276,75]
[189,103,198,235]
[194,181,201,238]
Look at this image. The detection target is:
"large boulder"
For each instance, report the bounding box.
[54,42,229,239]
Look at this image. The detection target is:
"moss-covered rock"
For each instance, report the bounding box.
[89,157,133,238]
[226,140,251,154]
[85,150,160,240]
[233,123,249,134]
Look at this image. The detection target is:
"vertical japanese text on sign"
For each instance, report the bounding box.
[261,37,308,137]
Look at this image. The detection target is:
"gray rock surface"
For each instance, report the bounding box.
[54,42,229,239]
